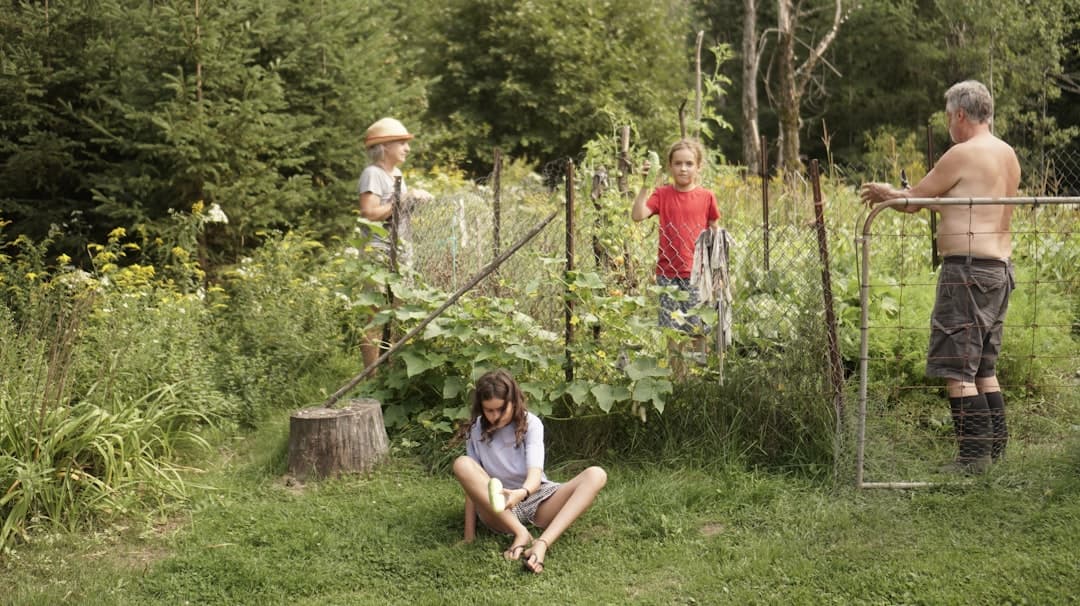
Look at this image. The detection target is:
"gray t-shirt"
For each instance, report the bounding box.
[357,164,413,263]
[466,412,548,489]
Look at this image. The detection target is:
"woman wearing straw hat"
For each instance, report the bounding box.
[357,117,432,369]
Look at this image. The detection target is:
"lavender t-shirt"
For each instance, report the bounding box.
[466,412,547,489]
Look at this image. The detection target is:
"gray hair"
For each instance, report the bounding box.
[945,80,993,124]
[366,143,386,164]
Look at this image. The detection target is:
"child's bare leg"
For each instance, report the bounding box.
[692,335,706,356]
[524,466,607,571]
[667,337,686,378]
[451,456,532,558]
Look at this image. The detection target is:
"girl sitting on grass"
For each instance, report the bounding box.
[453,369,607,574]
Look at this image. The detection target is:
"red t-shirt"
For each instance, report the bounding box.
[645,185,720,278]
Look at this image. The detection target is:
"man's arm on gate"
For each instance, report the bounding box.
[903,145,970,211]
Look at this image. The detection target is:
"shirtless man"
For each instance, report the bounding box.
[861,80,1021,473]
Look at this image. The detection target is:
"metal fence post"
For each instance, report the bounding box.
[382,175,402,352]
[564,160,576,383]
[926,123,939,269]
[810,160,846,479]
[493,148,502,261]
[618,127,631,197]
[760,135,770,272]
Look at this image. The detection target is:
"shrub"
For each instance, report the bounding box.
[0,226,227,550]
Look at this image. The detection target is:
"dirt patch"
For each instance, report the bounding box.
[699,521,726,537]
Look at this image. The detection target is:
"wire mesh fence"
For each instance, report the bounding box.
[854,198,1080,487]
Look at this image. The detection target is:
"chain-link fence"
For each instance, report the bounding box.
[402,155,838,366]
[376,128,1079,476]
[383,143,843,467]
[1025,146,1080,196]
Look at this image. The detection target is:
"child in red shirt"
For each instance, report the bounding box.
[631,138,720,366]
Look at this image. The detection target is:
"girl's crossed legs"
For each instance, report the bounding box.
[453,457,607,572]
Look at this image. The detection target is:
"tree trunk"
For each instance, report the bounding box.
[287,398,389,481]
[774,0,845,176]
[741,0,761,174]
[776,0,802,174]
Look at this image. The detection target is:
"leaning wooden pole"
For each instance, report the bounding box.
[694,30,704,136]
[321,206,562,408]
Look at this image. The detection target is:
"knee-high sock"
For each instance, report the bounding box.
[948,394,991,461]
[984,391,1008,461]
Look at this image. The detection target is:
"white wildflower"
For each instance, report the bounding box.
[205,203,229,224]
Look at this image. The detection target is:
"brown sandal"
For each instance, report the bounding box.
[522,538,547,574]
[503,543,528,561]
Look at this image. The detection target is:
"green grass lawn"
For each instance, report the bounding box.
[3,419,1080,606]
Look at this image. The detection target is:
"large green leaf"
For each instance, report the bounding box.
[400,350,447,377]
[564,381,592,405]
[519,381,547,403]
[625,357,671,381]
[591,383,631,413]
[631,377,673,413]
[442,376,466,399]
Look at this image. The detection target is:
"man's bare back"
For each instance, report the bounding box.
[926,131,1020,258]
[861,105,1020,259]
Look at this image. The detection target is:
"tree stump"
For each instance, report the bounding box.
[287,398,389,481]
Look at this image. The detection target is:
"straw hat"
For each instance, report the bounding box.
[364,117,414,148]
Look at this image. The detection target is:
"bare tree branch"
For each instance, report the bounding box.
[794,0,846,94]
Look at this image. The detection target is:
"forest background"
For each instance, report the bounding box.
[3,0,1079,260]
[1,1,1079,599]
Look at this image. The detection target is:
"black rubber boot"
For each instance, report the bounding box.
[940,394,992,474]
[985,391,1008,462]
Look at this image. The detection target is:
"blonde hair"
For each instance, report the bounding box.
[667,139,706,166]
[366,143,386,165]
[665,138,707,182]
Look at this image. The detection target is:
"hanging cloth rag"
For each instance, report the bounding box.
[689,228,735,348]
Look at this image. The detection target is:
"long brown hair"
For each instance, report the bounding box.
[465,369,528,447]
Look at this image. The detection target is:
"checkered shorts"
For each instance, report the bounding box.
[510,482,561,526]
[657,276,708,335]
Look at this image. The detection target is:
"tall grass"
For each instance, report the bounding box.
[0,225,226,550]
